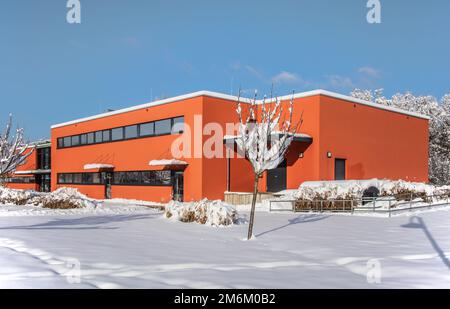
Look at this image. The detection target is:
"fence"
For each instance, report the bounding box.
[269,193,450,216]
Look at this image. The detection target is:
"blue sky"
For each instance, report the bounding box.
[1,0,449,140]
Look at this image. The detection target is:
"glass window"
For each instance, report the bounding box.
[92,173,101,184]
[87,132,95,144]
[102,130,110,142]
[82,173,93,184]
[71,135,80,146]
[80,134,87,145]
[139,122,154,137]
[113,172,126,184]
[142,171,155,185]
[155,119,171,135]
[58,174,65,183]
[172,117,184,134]
[111,128,124,141]
[57,138,63,148]
[63,137,71,148]
[126,171,141,184]
[125,125,138,139]
[73,173,82,184]
[95,131,103,143]
[64,174,73,184]
[156,171,172,185]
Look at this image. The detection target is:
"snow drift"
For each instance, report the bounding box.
[164,199,238,226]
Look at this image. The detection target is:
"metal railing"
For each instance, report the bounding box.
[269,193,450,216]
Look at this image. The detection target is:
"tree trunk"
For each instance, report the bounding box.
[247,173,259,240]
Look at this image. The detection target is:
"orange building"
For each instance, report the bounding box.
[39,89,429,203]
[6,140,51,192]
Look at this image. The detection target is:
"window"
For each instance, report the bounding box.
[73,173,82,184]
[125,125,138,139]
[155,119,171,135]
[87,132,95,144]
[139,122,154,136]
[95,131,103,143]
[111,128,124,141]
[71,135,80,146]
[58,173,102,184]
[37,147,51,170]
[156,170,172,185]
[102,130,110,142]
[80,134,87,145]
[63,137,71,148]
[58,174,65,184]
[57,116,185,148]
[142,171,155,184]
[172,117,184,134]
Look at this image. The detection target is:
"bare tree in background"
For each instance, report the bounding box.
[235,90,300,240]
[0,115,32,183]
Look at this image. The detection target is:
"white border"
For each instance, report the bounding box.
[51,89,429,129]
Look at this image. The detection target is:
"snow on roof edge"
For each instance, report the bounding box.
[51,89,430,129]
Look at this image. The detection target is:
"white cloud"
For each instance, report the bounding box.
[271,71,302,84]
[358,66,381,79]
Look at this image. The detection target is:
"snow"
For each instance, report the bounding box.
[1,206,450,288]
[83,164,114,170]
[148,159,187,166]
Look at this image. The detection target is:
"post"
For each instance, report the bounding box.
[410,193,413,211]
[320,200,323,213]
[373,198,376,212]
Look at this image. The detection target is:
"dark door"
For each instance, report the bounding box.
[36,174,51,192]
[103,172,113,199]
[267,160,287,193]
[335,159,346,180]
[172,172,184,202]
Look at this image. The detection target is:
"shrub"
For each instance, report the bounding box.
[165,199,238,226]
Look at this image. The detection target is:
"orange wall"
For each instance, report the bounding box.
[317,95,429,182]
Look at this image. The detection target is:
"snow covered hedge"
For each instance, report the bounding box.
[292,179,450,201]
[165,199,238,226]
[0,187,98,209]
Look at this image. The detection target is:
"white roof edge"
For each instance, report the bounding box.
[51,89,429,128]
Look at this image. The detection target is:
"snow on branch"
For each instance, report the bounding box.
[0,115,32,179]
[235,89,301,176]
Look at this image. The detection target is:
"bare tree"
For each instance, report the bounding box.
[235,90,300,240]
[0,115,33,183]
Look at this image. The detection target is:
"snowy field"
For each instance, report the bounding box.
[1,201,450,289]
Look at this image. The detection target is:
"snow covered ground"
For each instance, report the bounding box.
[1,201,450,288]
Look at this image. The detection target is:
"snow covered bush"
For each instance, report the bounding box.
[0,187,97,209]
[0,187,37,205]
[29,187,98,209]
[351,89,450,185]
[164,199,238,226]
[292,179,450,209]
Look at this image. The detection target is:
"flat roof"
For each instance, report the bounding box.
[51,89,430,129]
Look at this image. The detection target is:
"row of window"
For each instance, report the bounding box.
[4,177,36,184]
[57,116,184,149]
[57,171,173,186]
